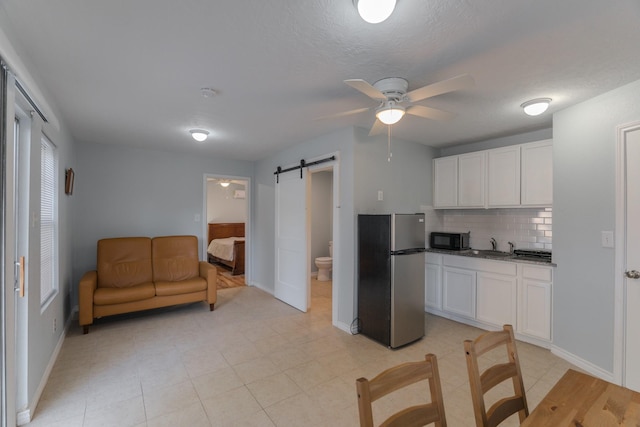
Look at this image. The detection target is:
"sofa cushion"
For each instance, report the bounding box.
[98,237,153,288]
[94,282,155,305]
[155,277,207,296]
[152,235,199,282]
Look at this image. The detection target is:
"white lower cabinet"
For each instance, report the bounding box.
[442,266,476,319]
[425,254,442,311]
[425,253,553,347]
[476,272,517,327]
[518,265,553,341]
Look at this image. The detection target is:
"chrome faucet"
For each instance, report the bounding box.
[490,238,497,251]
[508,241,515,254]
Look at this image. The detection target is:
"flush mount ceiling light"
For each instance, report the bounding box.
[521,98,552,116]
[200,87,217,98]
[189,129,209,142]
[353,0,397,24]
[376,101,405,125]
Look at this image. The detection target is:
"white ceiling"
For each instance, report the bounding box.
[2,0,640,161]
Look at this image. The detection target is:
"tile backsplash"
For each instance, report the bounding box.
[421,206,552,252]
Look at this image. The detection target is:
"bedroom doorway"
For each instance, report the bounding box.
[203,175,250,287]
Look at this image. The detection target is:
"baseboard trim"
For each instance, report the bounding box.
[17,315,71,425]
[550,345,615,383]
[248,281,274,295]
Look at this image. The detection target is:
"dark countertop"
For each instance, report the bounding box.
[426,248,556,267]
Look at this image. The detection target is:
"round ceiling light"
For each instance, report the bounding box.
[189,129,209,142]
[353,0,397,24]
[376,102,405,125]
[521,98,552,116]
[200,87,217,98]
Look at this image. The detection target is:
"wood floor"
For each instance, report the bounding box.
[212,263,246,289]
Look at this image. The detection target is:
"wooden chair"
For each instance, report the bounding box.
[356,353,447,427]
[464,324,529,427]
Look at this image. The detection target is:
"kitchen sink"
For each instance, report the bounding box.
[467,249,513,258]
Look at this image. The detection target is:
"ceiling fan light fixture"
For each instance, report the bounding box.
[521,98,551,116]
[376,103,405,125]
[353,0,397,24]
[189,129,209,142]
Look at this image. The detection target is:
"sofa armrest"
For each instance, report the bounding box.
[200,261,217,309]
[79,270,97,332]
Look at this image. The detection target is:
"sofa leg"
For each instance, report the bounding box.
[83,325,89,335]
[209,304,215,311]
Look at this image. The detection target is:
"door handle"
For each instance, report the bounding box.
[16,256,25,297]
[625,270,640,279]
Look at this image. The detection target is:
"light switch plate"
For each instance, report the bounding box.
[601,231,614,248]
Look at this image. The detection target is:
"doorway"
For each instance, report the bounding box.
[203,175,250,287]
[274,153,339,323]
[309,168,334,314]
[616,122,640,391]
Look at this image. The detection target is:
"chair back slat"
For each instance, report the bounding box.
[464,325,529,427]
[357,353,447,427]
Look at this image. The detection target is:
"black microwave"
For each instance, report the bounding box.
[430,232,470,250]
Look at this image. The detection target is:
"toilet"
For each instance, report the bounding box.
[314,241,333,281]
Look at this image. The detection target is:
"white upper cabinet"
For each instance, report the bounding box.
[433,152,485,208]
[433,139,552,209]
[433,156,458,208]
[487,146,521,207]
[521,139,553,206]
[458,152,486,207]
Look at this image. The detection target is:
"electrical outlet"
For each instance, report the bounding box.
[377,190,383,201]
[53,318,57,333]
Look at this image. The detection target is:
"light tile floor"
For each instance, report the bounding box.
[25,279,576,426]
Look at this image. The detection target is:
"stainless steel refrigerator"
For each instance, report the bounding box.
[357,213,426,348]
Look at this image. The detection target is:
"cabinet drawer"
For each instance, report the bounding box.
[521,265,552,281]
[443,255,516,276]
[426,253,442,265]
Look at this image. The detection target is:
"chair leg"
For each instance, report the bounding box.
[209,304,215,311]
[83,325,89,335]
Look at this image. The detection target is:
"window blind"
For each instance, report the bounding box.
[40,136,57,305]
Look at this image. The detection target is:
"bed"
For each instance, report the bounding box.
[207,223,245,275]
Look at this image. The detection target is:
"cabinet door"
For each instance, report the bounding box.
[476,272,517,327]
[433,156,458,208]
[458,152,486,207]
[521,140,553,206]
[442,266,476,318]
[425,263,442,310]
[519,278,552,340]
[487,146,521,207]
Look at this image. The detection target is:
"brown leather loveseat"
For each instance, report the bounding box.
[79,235,217,334]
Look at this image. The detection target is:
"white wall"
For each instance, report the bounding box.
[0,20,77,418]
[206,180,247,223]
[354,127,434,215]
[252,126,435,329]
[253,127,356,328]
[73,142,254,304]
[553,78,640,374]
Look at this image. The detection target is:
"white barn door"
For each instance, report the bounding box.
[274,168,308,312]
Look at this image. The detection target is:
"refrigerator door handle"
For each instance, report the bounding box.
[391,248,426,256]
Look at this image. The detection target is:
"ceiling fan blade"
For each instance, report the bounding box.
[406,74,474,103]
[406,105,456,121]
[314,107,371,120]
[368,119,386,136]
[344,79,387,101]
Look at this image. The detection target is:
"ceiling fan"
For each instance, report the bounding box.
[318,74,474,136]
